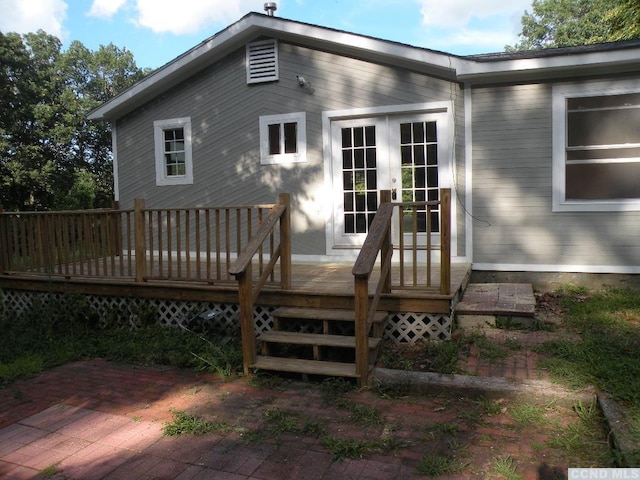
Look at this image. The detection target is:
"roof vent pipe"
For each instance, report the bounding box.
[264,2,277,16]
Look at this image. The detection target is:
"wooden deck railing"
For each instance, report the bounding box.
[229,193,291,375]
[0,197,288,287]
[352,188,451,384]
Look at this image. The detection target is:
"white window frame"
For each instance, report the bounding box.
[552,79,640,212]
[154,117,193,186]
[259,112,307,165]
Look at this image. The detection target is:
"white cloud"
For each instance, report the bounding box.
[419,0,531,28]
[88,0,127,18]
[133,0,267,35]
[0,0,67,37]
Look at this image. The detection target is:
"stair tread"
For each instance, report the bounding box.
[259,331,381,349]
[272,307,388,323]
[253,356,359,377]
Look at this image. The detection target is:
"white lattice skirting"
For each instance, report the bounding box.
[1,290,451,342]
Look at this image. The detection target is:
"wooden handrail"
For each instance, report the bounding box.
[352,190,393,386]
[229,193,291,375]
[228,204,286,276]
[352,188,451,385]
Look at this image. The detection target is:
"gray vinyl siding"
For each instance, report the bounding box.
[471,83,640,269]
[116,40,466,256]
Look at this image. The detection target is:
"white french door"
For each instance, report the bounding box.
[330,112,450,251]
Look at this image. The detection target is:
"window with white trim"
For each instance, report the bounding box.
[154,117,193,186]
[553,81,640,211]
[259,112,307,165]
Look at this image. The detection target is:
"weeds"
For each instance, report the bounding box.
[537,287,640,405]
[0,293,243,386]
[416,453,463,476]
[264,407,299,434]
[509,403,547,428]
[163,410,229,436]
[38,463,61,478]
[490,456,521,480]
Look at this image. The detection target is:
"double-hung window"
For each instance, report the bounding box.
[553,80,640,211]
[154,117,193,186]
[259,112,306,165]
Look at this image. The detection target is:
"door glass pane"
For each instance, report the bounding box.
[398,121,439,233]
[341,125,377,235]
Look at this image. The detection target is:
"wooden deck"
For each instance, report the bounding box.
[0,261,471,314]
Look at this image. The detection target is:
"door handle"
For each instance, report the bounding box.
[391,188,397,200]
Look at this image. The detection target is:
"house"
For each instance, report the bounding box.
[88,10,640,278]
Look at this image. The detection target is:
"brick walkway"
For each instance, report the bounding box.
[0,356,601,479]
[1,284,597,479]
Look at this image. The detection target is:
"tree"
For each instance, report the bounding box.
[507,0,640,51]
[607,0,640,41]
[0,31,148,211]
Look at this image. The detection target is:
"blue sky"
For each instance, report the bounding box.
[0,0,534,69]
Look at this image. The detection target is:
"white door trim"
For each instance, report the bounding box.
[322,102,456,257]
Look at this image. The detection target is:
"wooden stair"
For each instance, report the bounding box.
[252,307,388,379]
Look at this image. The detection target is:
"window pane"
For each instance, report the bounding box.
[342,150,353,169]
[283,122,297,153]
[365,126,376,145]
[566,162,640,199]
[366,148,376,168]
[413,145,425,166]
[426,122,437,142]
[354,149,365,168]
[344,192,354,212]
[367,192,377,211]
[342,128,352,148]
[268,124,281,155]
[400,123,411,144]
[366,169,376,190]
[401,145,412,165]
[568,108,640,146]
[345,214,355,234]
[427,144,438,165]
[568,93,640,110]
[353,127,364,147]
[343,171,353,190]
[412,122,424,143]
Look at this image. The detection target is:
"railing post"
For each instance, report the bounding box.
[134,198,147,282]
[440,188,451,295]
[238,264,256,375]
[111,200,122,257]
[354,275,370,386]
[380,190,392,294]
[278,193,291,289]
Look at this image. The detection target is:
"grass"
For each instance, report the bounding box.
[416,453,464,476]
[163,410,231,436]
[489,456,521,480]
[509,403,547,428]
[536,286,640,405]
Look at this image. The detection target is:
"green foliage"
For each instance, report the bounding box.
[509,403,547,428]
[163,410,228,436]
[490,456,522,480]
[536,286,640,404]
[507,0,640,51]
[0,292,243,386]
[416,453,463,476]
[0,30,149,211]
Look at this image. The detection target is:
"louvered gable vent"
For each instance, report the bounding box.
[246,39,279,84]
